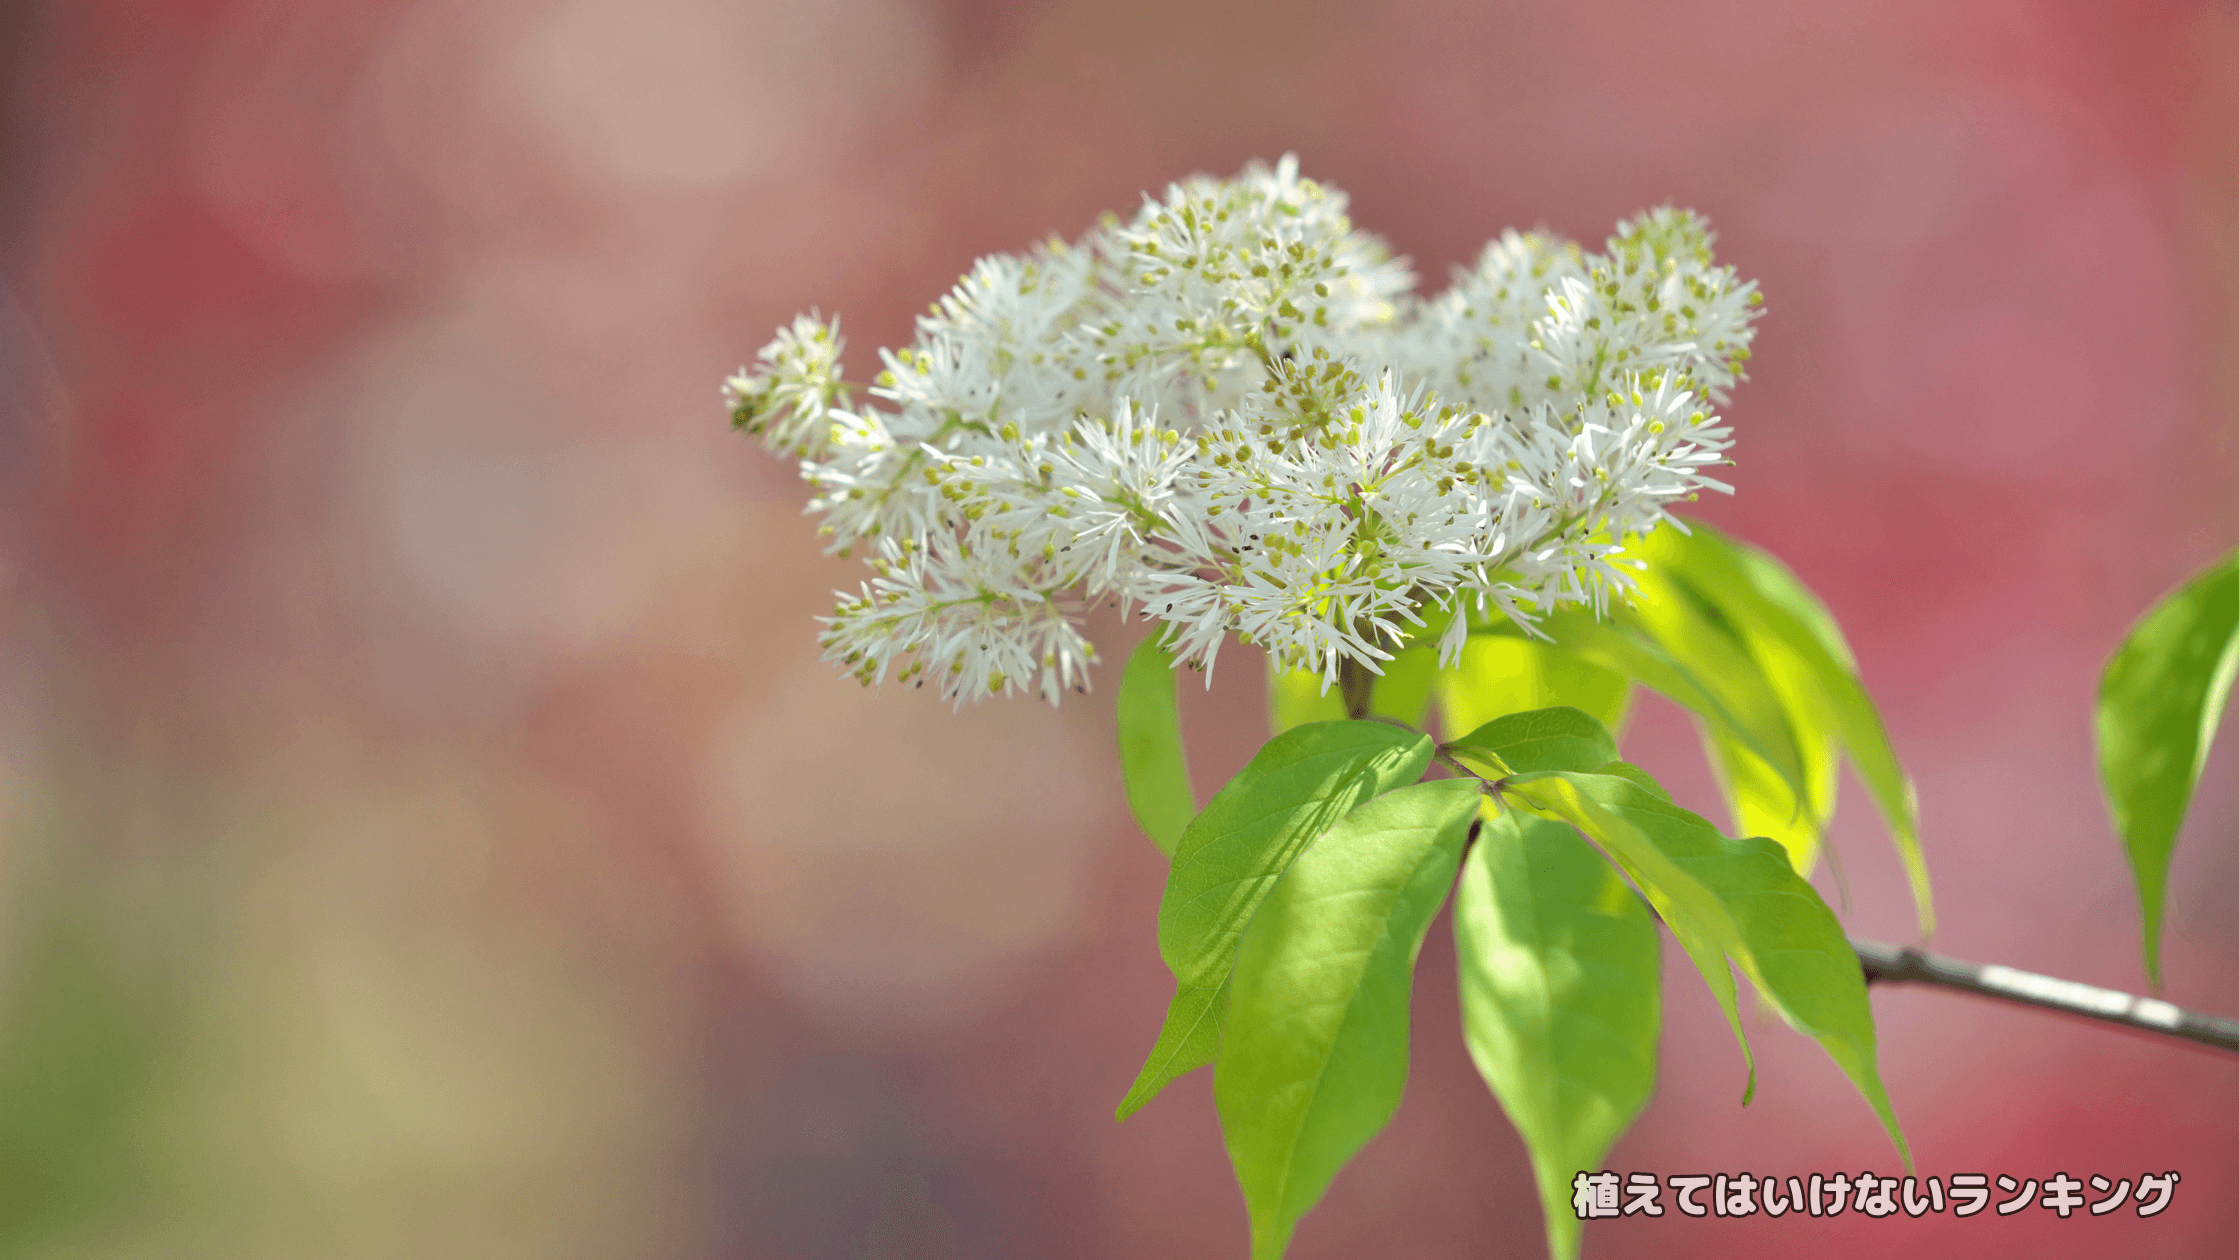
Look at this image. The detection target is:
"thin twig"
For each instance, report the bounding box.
[1432,748,1493,784]
[1852,938,2238,1054]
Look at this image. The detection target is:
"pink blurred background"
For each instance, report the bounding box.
[0,1,2232,1256]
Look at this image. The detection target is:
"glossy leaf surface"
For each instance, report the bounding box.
[1638,523,1931,932]
[1505,768,1908,1165]
[1476,608,1804,812]
[1456,810,1660,1260]
[1119,722,1434,1116]
[1217,779,1478,1259]
[1436,635,1631,742]
[1445,706,1619,779]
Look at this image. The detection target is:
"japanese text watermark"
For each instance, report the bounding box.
[1571,1170,2180,1220]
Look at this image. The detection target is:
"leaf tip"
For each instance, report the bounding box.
[1114,1078,1156,1122]
[1878,1107,1915,1175]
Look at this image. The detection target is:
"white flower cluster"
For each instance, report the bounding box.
[726,157,1760,706]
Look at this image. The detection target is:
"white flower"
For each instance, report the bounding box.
[1089,155,1412,425]
[877,240,1109,435]
[820,531,1097,707]
[731,158,1762,704]
[725,313,851,458]
[918,241,1107,432]
[1531,208,1761,403]
[1395,230,1584,414]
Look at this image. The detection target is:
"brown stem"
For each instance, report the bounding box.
[1853,938,2237,1054]
[1338,657,1375,720]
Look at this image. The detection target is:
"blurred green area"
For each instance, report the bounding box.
[0,900,171,1255]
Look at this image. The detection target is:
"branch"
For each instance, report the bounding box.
[1852,938,2239,1054]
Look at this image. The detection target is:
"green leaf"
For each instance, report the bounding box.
[1477,608,1803,813]
[1269,667,1349,734]
[1706,724,1832,876]
[1644,546,1844,875]
[1445,706,1619,778]
[1505,769,1755,1106]
[2097,550,2239,986]
[1595,761,1674,802]
[1268,646,1440,734]
[1616,566,1814,832]
[1727,537,1856,669]
[1504,768,1909,1166]
[1640,523,1932,934]
[1162,722,1438,984]
[1118,634,1198,855]
[1216,779,1479,1260]
[1115,982,1226,1120]
[1368,645,1438,727]
[1455,811,1660,1260]
[1435,634,1631,741]
[1118,721,1435,1117]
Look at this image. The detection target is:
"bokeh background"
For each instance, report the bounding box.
[0,1,2233,1257]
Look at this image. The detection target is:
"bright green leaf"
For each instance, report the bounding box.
[1436,634,1631,742]
[1639,522,1932,934]
[1706,725,1831,876]
[1505,770,1755,1105]
[1445,706,1619,779]
[1161,723,1437,985]
[1269,666,1348,734]
[1595,761,1674,803]
[1115,982,1225,1120]
[1118,634,1198,855]
[1455,810,1660,1260]
[1505,768,1909,1166]
[1119,722,1435,1116]
[1642,540,1844,874]
[1217,779,1479,1260]
[1368,645,1438,727]
[1617,565,1814,830]
[1475,608,1802,812]
[2097,550,2239,986]
[1728,537,1855,669]
[1268,646,1441,734]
